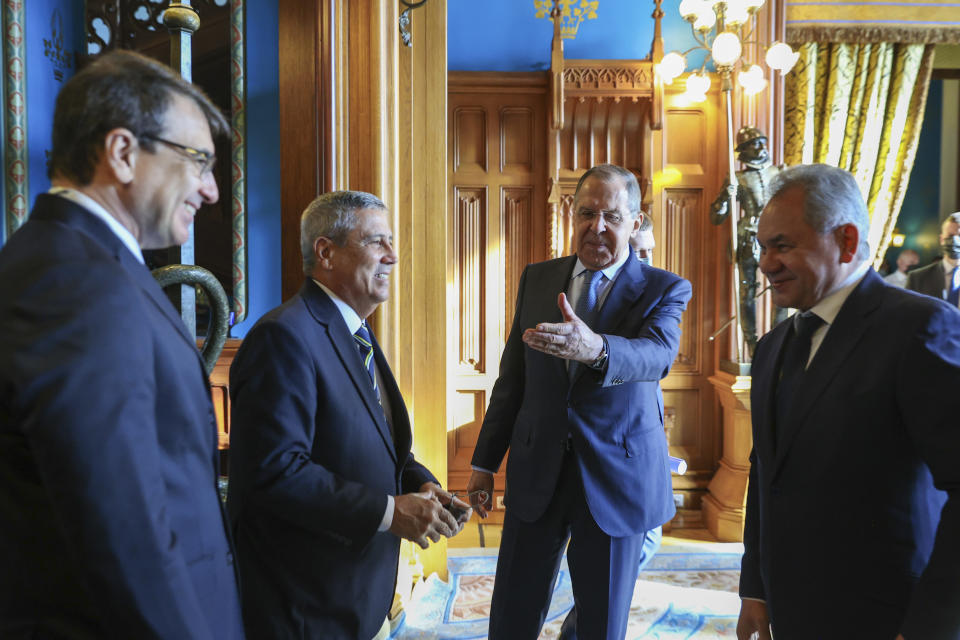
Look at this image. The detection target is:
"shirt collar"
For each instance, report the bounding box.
[942,256,958,272]
[48,187,144,264]
[808,261,870,326]
[572,249,631,282]
[312,279,364,334]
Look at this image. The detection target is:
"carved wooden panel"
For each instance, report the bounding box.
[552,192,576,258]
[500,107,533,173]
[663,188,703,374]
[503,187,533,333]
[666,108,708,176]
[454,107,487,173]
[454,187,487,373]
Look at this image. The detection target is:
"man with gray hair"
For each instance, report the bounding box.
[738,164,960,639]
[468,164,691,639]
[228,191,469,639]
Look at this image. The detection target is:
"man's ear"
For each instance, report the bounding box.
[836,223,859,264]
[314,236,334,269]
[103,128,138,185]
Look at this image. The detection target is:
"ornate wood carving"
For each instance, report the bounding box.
[503,187,532,331]
[454,187,486,373]
[563,61,655,96]
[664,188,702,373]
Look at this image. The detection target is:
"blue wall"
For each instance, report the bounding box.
[883,78,943,271]
[230,2,281,337]
[448,0,705,71]
[11,0,85,246]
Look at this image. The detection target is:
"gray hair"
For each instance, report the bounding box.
[574,164,642,218]
[639,211,653,232]
[767,164,870,261]
[942,212,960,231]
[300,190,387,274]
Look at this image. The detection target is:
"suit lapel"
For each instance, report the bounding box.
[530,256,577,384]
[753,320,789,466]
[300,283,399,464]
[772,270,883,474]
[31,195,206,371]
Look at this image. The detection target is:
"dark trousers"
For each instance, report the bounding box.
[487,449,646,640]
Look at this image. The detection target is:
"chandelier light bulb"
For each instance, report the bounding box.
[657,51,687,84]
[685,72,711,102]
[694,5,717,31]
[724,0,750,26]
[679,0,701,20]
[766,41,800,73]
[737,64,768,95]
[711,31,743,66]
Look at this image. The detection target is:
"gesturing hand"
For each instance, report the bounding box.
[522,292,604,364]
[389,488,459,549]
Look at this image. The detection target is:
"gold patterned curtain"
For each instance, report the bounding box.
[783,42,935,267]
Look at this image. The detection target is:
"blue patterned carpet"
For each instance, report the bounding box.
[394,541,744,639]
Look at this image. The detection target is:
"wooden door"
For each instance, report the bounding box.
[446,73,548,522]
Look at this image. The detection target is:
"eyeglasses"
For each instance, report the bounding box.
[575,209,626,226]
[141,134,216,176]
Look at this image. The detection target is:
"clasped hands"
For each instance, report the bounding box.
[389,482,472,549]
[522,293,603,364]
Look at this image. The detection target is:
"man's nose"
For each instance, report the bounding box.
[590,215,606,234]
[758,249,776,275]
[199,170,219,204]
[383,241,398,264]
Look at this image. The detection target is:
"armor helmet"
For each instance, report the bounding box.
[735,126,767,151]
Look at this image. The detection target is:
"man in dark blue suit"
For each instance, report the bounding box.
[467,164,692,639]
[227,191,469,639]
[738,164,960,640]
[0,51,243,638]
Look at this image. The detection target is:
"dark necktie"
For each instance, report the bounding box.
[774,312,824,447]
[948,266,959,307]
[353,322,381,404]
[574,269,604,323]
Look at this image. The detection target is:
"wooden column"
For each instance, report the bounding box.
[703,371,752,541]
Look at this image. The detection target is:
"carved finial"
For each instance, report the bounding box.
[162,2,200,34]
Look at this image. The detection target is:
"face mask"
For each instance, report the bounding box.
[942,236,960,259]
[637,256,651,265]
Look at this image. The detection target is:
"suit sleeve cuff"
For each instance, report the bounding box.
[378,495,395,532]
[471,464,497,475]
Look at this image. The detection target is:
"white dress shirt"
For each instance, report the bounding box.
[804,262,870,368]
[940,257,960,307]
[48,187,144,264]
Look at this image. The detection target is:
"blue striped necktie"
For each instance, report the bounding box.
[574,269,604,322]
[353,322,381,404]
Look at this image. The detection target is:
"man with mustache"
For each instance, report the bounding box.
[737,164,960,639]
[468,164,691,639]
[906,212,960,306]
[228,191,469,639]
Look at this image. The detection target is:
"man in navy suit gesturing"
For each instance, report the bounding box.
[467,164,691,639]
[738,164,960,639]
[0,51,243,638]
[228,191,469,639]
